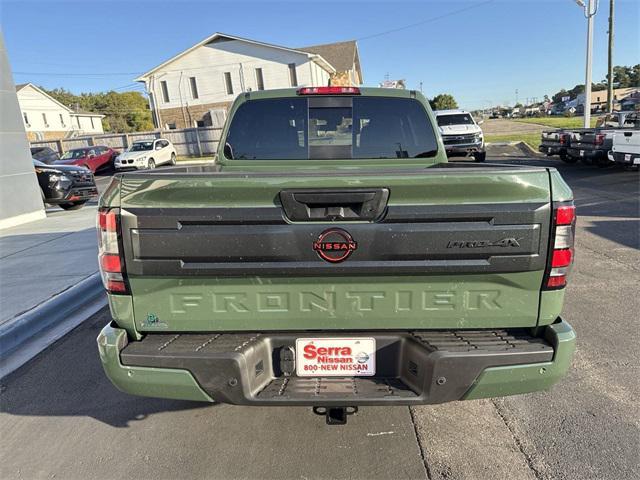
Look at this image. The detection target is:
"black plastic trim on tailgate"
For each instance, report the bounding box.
[121,202,550,277]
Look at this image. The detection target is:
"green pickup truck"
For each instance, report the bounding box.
[97,87,576,424]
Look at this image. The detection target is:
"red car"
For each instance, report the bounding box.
[54,146,118,173]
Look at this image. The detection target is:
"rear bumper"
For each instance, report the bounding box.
[567,147,606,160]
[538,144,566,156]
[97,319,576,406]
[611,151,640,165]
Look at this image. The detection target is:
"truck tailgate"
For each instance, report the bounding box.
[118,166,553,331]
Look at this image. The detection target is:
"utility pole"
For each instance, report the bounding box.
[606,0,615,113]
[515,89,518,105]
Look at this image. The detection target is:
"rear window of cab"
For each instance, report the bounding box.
[223,96,438,160]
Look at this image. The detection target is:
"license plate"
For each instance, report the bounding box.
[295,338,376,377]
[547,147,552,153]
[625,153,631,161]
[634,158,640,165]
[580,150,585,157]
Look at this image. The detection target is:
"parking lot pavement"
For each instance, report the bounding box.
[1,147,638,480]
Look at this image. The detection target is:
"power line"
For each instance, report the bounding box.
[356,0,496,41]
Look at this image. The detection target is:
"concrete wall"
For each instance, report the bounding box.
[0,34,46,229]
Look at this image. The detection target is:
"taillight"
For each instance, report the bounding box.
[595,134,605,145]
[97,207,128,294]
[297,86,361,95]
[543,203,576,290]
[559,134,566,145]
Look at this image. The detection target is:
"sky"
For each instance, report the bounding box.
[1,0,638,110]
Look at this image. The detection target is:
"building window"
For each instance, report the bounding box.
[160,80,170,103]
[90,117,95,129]
[23,112,29,125]
[42,113,48,127]
[288,63,298,87]
[189,77,199,99]
[196,120,205,128]
[224,72,233,95]
[59,114,66,127]
[255,68,264,91]
[167,122,177,130]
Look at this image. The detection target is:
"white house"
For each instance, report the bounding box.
[135,33,363,130]
[16,83,104,141]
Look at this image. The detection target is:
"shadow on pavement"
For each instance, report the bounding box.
[583,219,640,250]
[0,308,213,428]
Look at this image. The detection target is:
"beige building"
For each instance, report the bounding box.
[16,83,104,141]
[580,87,639,111]
[135,33,363,130]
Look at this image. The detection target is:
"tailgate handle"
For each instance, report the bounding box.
[624,131,633,137]
[280,188,389,221]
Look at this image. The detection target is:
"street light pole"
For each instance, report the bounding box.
[577,0,599,128]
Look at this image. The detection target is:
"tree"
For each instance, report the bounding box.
[40,87,153,133]
[429,94,458,110]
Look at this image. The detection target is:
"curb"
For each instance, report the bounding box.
[0,272,107,378]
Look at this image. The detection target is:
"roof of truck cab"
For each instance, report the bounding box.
[434,109,470,116]
[242,87,419,100]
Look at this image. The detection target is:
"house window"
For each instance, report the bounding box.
[90,117,95,129]
[160,80,170,103]
[59,114,66,127]
[189,77,199,99]
[224,72,233,95]
[288,63,298,87]
[23,112,29,125]
[42,113,48,127]
[255,68,264,91]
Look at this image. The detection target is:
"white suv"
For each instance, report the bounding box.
[435,109,486,162]
[115,138,177,170]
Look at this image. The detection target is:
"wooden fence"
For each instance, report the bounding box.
[29,126,223,157]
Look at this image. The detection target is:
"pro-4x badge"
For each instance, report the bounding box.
[313,228,358,263]
[447,238,522,248]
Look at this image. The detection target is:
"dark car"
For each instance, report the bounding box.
[54,146,118,173]
[34,159,98,210]
[30,146,60,164]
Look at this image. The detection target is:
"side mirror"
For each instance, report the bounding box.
[155,145,162,150]
[87,153,95,159]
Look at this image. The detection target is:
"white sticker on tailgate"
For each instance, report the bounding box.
[296,338,376,377]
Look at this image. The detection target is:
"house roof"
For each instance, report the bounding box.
[298,40,359,73]
[15,83,73,112]
[15,83,103,117]
[135,32,336,82]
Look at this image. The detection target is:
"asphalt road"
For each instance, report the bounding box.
[1,148,638,480]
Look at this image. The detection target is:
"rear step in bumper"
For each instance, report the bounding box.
[97,320,576,406]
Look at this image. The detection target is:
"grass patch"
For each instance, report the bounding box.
[514,116,597,129]
[485,133,540,150]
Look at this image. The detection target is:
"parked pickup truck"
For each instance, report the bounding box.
[435,109,486,162]
[97,87,576,425]
[609,129,640,169]
[568,113,640,166]
[539,129,575,163]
